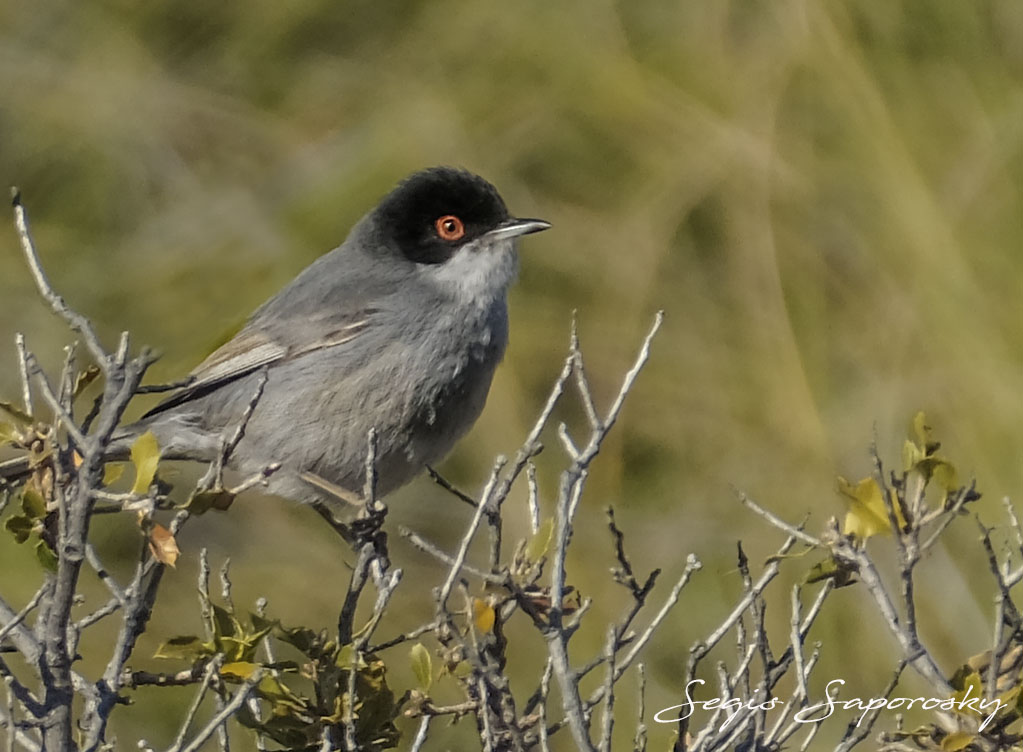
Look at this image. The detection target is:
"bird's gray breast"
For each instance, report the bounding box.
[390,298,509,478]
[245,296,509,498]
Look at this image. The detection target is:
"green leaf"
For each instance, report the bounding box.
[220,636,259,663]
[212,604,241,642]
[73,365,101,399]
[951,671,985,717]
[35,539,57,572]
[525,518,554,564]
[154,635,214,661]
[5,515,34,544]
[220,661,260,681]
[274,625,319,655]
[248,620,274,645]
[102,463,125,486]
[941,732,975,751]
[130,431,160,495]
[249,612,277,635]
[0,401,33,427]
[253,673,307,712]
[901,439,922,473]
[410,643,432,692]
[804,556,857,587]
[910,410,942,455]
[336,643,356,670]
[911,455,959,492]
[184,488,236,515]
[932,460,958,494]
[20,488,46,520]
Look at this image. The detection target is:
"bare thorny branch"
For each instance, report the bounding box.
[0,191,1017,752]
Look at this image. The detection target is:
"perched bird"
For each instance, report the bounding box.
[1,168,549,504]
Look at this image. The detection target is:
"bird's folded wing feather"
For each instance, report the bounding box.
[142,312,373,417]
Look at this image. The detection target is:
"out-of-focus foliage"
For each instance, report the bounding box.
[2,1,1023,748]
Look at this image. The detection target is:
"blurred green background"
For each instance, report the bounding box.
[2,0,1023,749]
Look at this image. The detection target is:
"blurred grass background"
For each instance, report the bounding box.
[2,0,1023,748]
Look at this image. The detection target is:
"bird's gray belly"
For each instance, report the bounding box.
[179,330,505,503]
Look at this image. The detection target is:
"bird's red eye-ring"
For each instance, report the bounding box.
[435,215,465,241]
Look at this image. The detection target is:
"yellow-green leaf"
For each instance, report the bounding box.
[102,463,125,486]
[73,365,101,399]
[254,674,306,713]
[212,604,241,641]
[35,540,57,572]
[839,476,906,541]
[950,671,984,717]
[249,612,276,635]
[130,431,160,495]
[410,643,432,691]
[154,635,213,661]
[333,644,370,672]
[21,487,46,520]
[218,636,253,663]
[184,488,236,515]
[804,556,857,587]
[473,598,496,634]
[932,460,959,494]
[275,625,318,654]
[941,732,975,751]
[221,661,260,681]
[525,518,554,564]
[902,439,922,473]
[5,515,34,544]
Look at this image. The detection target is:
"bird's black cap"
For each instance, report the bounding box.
[377,167,520,265]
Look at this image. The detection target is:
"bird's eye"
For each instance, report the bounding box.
[435,215,465,241]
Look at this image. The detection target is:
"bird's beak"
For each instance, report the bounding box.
[485,217,552,242]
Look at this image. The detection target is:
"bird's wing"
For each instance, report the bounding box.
[142,312,373,418]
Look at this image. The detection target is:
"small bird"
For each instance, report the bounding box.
[2,168,550,504]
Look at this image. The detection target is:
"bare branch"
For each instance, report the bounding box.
[173,669,264,752]
[11,190,110,370]
[14,334,32,416]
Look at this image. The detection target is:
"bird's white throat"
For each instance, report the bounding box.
[426,239,518,309]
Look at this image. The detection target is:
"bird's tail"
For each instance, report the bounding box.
[0,431,135,486]
[0,417,216,487]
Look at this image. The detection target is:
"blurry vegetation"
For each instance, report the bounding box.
[2,0,1023,749]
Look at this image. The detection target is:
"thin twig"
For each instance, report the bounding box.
[597,626,616,752]
[425,465,478,508]
[0,586,48,649]
[633,664,647,752]
[24,354,88,449]
[174,669,264,752]
[437,458,505,610]
[171,657,223,749]
[400,528,507,584]
[14,334,32,415]
[11,190,109,369]
[408,716,431,752]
